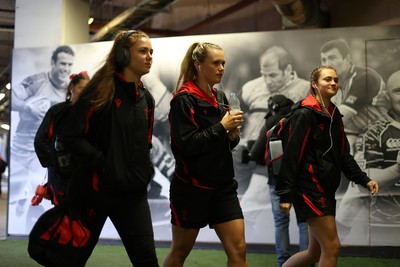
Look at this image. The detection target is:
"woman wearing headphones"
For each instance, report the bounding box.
[276,66,379,267]
[63,30,159,266]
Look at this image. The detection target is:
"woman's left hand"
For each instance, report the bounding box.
[227,128,240,141]
[367,180,379,195]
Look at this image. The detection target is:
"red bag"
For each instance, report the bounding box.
[28,205,92,267]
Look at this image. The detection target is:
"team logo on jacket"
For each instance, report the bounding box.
[115,99,122,108]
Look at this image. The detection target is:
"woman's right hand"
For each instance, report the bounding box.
[367,180,379,195]
[221,110,244,131]
[227,128,240,141]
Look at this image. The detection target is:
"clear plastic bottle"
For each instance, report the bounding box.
[229,92,242,128]
[229,92,241,112]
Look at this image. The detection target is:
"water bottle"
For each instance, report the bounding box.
[229,92,242,128]
[229,92,241,112]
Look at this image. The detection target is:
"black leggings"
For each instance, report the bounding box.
[82,191,159,267]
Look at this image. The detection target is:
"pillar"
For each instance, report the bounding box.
[14,0,89,49]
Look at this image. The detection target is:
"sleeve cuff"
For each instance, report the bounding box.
[214,122,227,136]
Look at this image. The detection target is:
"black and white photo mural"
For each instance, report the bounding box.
[8,25,400,246]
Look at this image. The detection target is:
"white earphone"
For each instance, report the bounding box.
[199,65,202,72]
[313,83,335,157]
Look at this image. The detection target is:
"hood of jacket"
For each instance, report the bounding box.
[176,80,219,109]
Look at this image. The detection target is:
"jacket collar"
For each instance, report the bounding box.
[177,80,218,108]
[301,94,337,116]
[115,72,143,88]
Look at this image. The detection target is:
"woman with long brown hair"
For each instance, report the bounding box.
[63,30,159,266]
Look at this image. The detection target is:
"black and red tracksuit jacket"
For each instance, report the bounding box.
[64,74,155,193]
[169,80,239,189]
[276,94,371,203]
[34,101,72,205]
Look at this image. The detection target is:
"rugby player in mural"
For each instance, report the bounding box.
[320,38,389,195]
[320,39,389,152]
[337,70,400,245]
[9,46,75,225]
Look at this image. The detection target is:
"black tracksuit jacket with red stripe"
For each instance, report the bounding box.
[64,74,155,193]
[276,94,371,204]
[169,80,239,188]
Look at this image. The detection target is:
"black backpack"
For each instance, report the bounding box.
[265,101,302,177]
[45,104,75,205]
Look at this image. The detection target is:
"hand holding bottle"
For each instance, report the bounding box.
[221,107,243,131]
[227,128,240,141]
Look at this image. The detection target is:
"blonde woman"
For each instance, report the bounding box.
[163,42,247,267]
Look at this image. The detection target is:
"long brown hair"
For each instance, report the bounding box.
[80,30,149,110]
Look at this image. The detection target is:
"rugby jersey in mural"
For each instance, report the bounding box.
[355,117,400,225]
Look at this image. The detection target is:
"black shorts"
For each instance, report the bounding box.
[169,178,244,229]
[293,190,336,223]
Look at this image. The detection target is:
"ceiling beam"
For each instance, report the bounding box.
[179,0,261,35]
[90,0,179,42]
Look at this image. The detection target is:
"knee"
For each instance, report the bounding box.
[229,238,247,259]
[237,239,247,256]
[330,240,341,258]
[172,245,192,261]
[322,239,340,260]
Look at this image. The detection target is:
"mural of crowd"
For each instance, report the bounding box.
[8,25,400,246]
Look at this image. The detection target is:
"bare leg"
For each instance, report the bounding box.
[162,225,199,267]
[283,216,340,267]
[214,219,248,267]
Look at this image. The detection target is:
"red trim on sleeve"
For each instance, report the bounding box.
[297,127,311,165]
[48,121,54,141]
[85,106,95,134]
[264,131,270,164]
[92,170,99,192]
[190,106,199,129]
